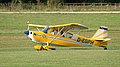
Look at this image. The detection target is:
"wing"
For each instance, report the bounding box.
[49,23,88,30]
[28,24,47,28]
[28,23,88,31]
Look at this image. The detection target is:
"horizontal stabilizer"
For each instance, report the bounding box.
[95,38,111,41]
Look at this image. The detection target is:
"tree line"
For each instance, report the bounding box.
[0,0,119,3]
[64,0,120,3]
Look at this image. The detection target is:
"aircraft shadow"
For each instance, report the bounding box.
[58,47,100,50]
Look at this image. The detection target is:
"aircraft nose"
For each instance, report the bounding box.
[24,30,29,35]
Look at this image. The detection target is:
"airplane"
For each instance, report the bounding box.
[24,23,111,51]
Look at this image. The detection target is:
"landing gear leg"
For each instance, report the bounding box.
[40,46,44,50]
[39,45,49,51]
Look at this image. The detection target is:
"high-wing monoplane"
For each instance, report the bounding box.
[24,23,111,50]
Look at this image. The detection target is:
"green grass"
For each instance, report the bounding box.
[0,13,120,67]
[0,48,120,67]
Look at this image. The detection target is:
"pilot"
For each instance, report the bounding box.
[51,30,57,35]
[69,34,73,38]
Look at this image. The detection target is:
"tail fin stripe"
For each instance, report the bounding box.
[92,31,107,39]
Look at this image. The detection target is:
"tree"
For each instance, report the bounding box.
[47,0,63,8]
[0,0,12,3]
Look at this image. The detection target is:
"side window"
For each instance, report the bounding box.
[50,30,58,35]
[66,33,73,38]
[50,30,54,35]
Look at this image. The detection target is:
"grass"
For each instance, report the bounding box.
[0,13,120,67]
[0,48,120,67]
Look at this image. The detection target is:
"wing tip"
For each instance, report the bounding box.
[78,24,88,29]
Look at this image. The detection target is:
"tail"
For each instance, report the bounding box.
[92,26,111,41]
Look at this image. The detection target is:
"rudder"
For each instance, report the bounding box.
[92,26,109,39]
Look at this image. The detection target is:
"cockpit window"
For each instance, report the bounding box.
[50,30,58,35]
[66,33,73,38]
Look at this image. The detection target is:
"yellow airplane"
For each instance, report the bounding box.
[24,23,111,50]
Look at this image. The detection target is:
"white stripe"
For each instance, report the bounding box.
[46,36,92,46]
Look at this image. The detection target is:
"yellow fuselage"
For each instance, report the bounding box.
[31,30,108,47]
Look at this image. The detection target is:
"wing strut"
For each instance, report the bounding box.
[49,27,65,44]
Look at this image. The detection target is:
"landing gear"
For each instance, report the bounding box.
[34,45,56,51]
[103,47,107,50]
[40,45,48,50]
[100,46,107,50]
[34,45,48,51]
[40,45,48,51]
[34,42,56,51]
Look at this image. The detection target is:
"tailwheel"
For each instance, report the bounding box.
[103,47,107,50]
[100,46,107,50]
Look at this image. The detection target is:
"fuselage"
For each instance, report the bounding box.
[24,29,108,47]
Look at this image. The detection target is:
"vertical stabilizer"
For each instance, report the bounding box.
[92,26,109,39]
